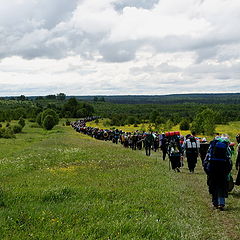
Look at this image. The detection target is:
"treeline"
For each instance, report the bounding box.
[0,97,94,123]
[1,93,240,136]
[91,101,240,135]
[70,93,240,105]
[92,102,240,125]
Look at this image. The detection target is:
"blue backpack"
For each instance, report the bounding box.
[208,139,230,162]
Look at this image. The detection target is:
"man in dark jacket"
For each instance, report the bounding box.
[144,133,154,156]
[203,137,232,210]
[160,134,168,160]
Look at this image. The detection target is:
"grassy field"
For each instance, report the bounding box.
[0,121,240,239]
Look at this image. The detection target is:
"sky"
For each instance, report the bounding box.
[0,0,239,96]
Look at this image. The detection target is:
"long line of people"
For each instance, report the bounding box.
[71,118,240,210]
[71,118,215,173]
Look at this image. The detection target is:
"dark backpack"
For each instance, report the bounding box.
[208,139,230,162]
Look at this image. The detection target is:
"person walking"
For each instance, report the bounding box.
[167,136,182,172]
[183,133,200,173]
[144,132,154,156]
[160,134,168,160]
[203,135,232,210]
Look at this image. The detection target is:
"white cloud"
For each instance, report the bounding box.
[0,0,240,95]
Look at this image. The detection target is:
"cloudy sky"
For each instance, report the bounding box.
[0,0,239,96]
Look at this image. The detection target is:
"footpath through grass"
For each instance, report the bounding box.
[0,122,240,239]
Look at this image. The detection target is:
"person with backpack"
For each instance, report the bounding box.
[160,134,168,160]
[144,132,154,156]
[203,135,232,210]
[199,138,210,164]
[167,136,183,172]
[183,133,200,173]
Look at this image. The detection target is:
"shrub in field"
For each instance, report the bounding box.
[0,127,15,139]
[42,115,56,130]
[12,124,23,133]
[18,117,25,128]
[41,109,59,126]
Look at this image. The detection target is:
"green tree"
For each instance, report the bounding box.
[56,93,66,101]
[45,95,56,100]
[41,109,59,126]
[191,108,216,135]
[43,115,56,130]
[17,95,26,101]
[63,98,79,117]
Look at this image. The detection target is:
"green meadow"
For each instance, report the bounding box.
[0,121,240,239]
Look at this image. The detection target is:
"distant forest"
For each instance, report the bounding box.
[72,93,240,105]
[0,93,240,132]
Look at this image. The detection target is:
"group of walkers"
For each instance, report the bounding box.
[71,117,240,211]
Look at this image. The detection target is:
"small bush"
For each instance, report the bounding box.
[43,115,56,130]
[12,124,23,134]
[0,128,15,139]
[6,122,10,128]
[41,109,59,126]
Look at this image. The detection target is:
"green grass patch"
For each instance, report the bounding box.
[0,121,240,239]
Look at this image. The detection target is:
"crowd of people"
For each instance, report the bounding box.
[71,117,240,211]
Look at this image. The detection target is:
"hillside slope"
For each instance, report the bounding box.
[0,123,239,239]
